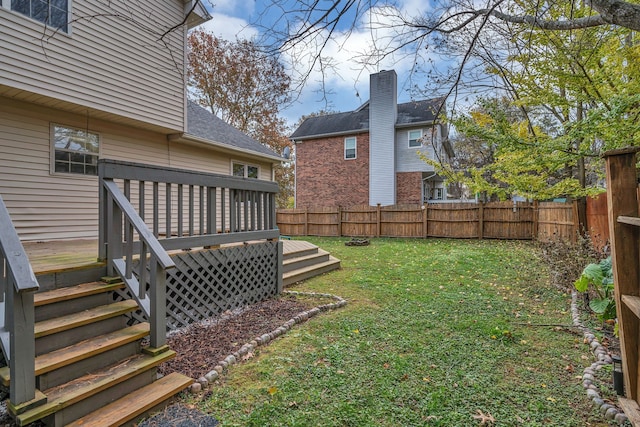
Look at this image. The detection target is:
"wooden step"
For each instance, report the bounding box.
[65,372,193,427]
[283,256,341,286]
[282,241,319,260]
[283,249,330,273]
[34,281,124,307]
[34,300,139,339]
[15,350,177,426]
[0,323,150,387]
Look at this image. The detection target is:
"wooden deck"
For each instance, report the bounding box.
[23,239,319,275]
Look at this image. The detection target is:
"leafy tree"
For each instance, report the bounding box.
[188,29,294,207]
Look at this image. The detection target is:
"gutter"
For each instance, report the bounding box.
[168,133,285,164]
[291,121,438,142]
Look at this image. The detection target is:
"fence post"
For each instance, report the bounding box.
[532,200,539,241]
[337,206,342,237]
[572,199,580,243]
[478,202,484,239]
[304,208,308,236]
[376,204,381,237]
[423,203,428,238]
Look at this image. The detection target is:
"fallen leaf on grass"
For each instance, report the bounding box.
[242,352,254,361]
[267,386,278,395]
[472,410,495,425]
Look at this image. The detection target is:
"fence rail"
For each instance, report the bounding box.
[277,201,578,241]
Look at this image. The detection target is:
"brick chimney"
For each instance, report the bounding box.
[368,70,397,206]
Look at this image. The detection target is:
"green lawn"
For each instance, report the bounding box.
[198,238,612,426]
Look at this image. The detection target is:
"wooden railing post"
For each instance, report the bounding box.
[148,257,166,349]
[7,286,36,405]
[604,147,640,406]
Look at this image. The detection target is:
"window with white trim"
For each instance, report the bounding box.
[233,162,259,178]
[344,136,356,159]
[9,0,69,32]
[52,124,99,175]
[408,129,422,148]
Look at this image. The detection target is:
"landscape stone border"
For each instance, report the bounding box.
[188,291,348,393]
[571,290,629,425]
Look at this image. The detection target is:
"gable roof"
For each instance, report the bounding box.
[290,97,445,141]
[184,101,282,161]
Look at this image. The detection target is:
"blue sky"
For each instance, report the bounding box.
[194,0,442,128]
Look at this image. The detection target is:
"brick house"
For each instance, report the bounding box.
[290,70,453,208]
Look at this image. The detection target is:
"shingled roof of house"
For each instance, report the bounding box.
[290,97,445,140]
[186,100,281,159]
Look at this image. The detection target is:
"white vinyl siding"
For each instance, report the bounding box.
[0,0,186,132]
[396,127,437,173]
[0,98,276,241]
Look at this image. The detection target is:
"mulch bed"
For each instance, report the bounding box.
[158,294,317,379]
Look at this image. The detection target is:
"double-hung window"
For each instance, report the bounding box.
[10,0,69,32]
[408,129,422,148]
[52,124,99,175]
[233,162,259,179]
[344,136,356,159]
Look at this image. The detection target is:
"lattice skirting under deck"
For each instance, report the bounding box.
[114,241,279,330]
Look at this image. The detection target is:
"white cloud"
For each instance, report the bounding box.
[196,13,259,40]
[280,1,435,115]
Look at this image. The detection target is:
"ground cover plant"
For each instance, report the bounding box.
[196,238,616,426]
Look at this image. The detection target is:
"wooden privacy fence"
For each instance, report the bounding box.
[277,201,578,241]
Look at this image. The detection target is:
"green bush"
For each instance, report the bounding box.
[574,256,615,321]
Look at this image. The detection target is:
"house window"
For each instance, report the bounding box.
[408,129,422,148]
[10,0,69,32]
[52,124,99,175]
[233,162,259,178]
[344,137,356,159]
[433,188,443,200]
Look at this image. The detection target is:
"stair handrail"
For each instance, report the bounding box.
[0,195,38,406]
[101,179,175,349]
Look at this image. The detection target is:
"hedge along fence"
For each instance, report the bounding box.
[277,201,579,241]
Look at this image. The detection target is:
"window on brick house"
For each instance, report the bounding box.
[344,136,356,159]
[408,129,422,148]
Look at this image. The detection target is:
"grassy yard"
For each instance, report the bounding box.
[196,238,613,426]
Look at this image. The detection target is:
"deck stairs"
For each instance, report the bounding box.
[2,276,192,427]
[282,241,341,287]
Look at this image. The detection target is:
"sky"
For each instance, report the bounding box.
[194,0,443,128]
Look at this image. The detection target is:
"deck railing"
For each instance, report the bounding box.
[0,195,39,406]
[98,160,280,347]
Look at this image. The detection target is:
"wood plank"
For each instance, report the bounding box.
[618,397,640,426]
[604,148,640,402]
[15,351,176,426]
[34,281,124,307]
[34,300,138,338]
[623,295,640,319]
[619,216,640,227]
[0,323,150,386]
[65,372,193,427]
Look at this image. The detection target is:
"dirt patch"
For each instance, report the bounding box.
[158,294,318,379]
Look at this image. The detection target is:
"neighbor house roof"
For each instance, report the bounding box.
[290,97,445,141]
[172,101,282,162]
